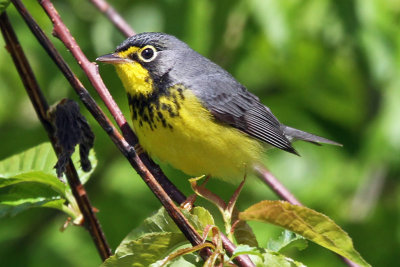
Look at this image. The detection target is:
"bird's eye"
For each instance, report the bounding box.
[139,46,157,62]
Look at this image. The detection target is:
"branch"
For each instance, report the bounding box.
[89,0,135,37]
[10,0,218,263]
[0,11,111,261]
[254,165,301,206]
[90,2,360,266]
[90,1,254,266]
[88,0,188,206]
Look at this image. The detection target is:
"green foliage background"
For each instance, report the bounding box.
[0,0,399,266]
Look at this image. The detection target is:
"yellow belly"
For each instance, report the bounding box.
[130,88,263,183]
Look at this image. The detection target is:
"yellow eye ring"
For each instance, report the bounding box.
[138,45,157,62]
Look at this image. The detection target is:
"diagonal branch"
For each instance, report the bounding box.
[0,11,112,261]
[90,1,256,266]
[11,0,219,263]
[89,0,135,37]
[89,2,360,266]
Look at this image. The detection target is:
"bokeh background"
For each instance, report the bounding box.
[1,0,399,266]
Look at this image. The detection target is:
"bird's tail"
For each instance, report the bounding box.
[281,125,342,146]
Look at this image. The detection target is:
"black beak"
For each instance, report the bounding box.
[96,53,129,64]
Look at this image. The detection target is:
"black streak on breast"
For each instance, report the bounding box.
[127,84,185,130]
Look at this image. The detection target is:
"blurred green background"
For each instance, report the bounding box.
[1,0,399,266]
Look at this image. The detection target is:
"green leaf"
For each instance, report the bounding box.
[191,206,214,229]
[0,143,66,194]
[0,171,66,195]
[117,206,215,255]
[72,146,97,185]
[233,220,259,247]
[0,143,57,175]
[267,230,308,252]
[102,233,188,267]
[0,199,66,218]
[0,0,10,13]
[117,207,181,255]
[231,245,306,267]
[0,182,72,218]
[231,244,263,259]
[0,142,97,187]
[0,143,96,219]
[239,200,370,267]
[152,254,201,267]
[111,206,216,266]
[255,249,306,267]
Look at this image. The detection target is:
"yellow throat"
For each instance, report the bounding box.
[113,52,264,182]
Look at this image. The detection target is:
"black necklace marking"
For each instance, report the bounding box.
[127,84,186,130]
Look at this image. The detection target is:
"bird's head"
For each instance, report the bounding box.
[96,32,189,95]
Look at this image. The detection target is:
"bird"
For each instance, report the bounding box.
[97,32,340,183]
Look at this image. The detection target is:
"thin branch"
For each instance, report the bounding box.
[11,0,217,263]
[90,1,255,265]
[88,0,188,206]
[89,2,360,266]
[254,165,301,206]
[89,0,135,37]
[39,0,255,266]
[0,11,111,261]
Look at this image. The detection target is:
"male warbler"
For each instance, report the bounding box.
[97,32,340,182]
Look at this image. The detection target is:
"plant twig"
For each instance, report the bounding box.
[40,1,255,266]
[89,0,135,37]
[91,1,357,265]
[0,11,112,261]
[90,1,256,265]
[11,0,218,263]
[253,165,301,206]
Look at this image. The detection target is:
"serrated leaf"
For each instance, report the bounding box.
[102,233,188,267]
[0,143,65,195]
[0,142,97,194]
[0,0,10,13]
[268,230,308,252]
[0,143,96,219]
[239,200,370,267]
[117,206,215,255]
[117,207,181,255]
[0,143,57,176]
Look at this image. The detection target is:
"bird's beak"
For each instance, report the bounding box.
[96,53,129,64]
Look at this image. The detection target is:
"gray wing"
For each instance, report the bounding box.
[186,69,298,155]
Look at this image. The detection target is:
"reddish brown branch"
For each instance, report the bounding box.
[88,1,256,265]
[89,0,135,37]
[0,11,112,261]
[11,0,217,263]
[254,165,301,206]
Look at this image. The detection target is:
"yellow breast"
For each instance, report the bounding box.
[115,63,264,182]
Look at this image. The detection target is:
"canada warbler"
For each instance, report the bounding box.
[97,32,340,182]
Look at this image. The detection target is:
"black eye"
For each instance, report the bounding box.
[140,47,156,61]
